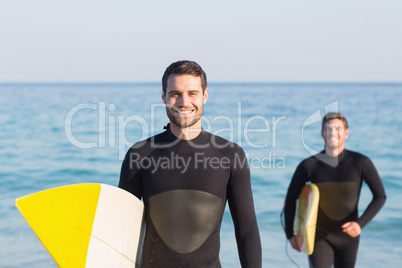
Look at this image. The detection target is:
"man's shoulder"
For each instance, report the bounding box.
[204,131,244,152]
[298,151,332,169]
[128,130,173,151]
[302,152,323,164]
[345,149,373,164]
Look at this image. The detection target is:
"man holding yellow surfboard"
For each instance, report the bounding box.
[119,60,262,267]
[284,112,386,268]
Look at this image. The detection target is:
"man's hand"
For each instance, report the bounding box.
[342,221,361,238]
[289,236,303,251]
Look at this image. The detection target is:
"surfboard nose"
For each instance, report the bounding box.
[16,183,145,268]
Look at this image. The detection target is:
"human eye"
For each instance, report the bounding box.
[169,91,180,97]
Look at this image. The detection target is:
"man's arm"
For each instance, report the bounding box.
[118,147,143,200]
[283,161,309,240]
[227,146,262,268]
[356,156,386,228]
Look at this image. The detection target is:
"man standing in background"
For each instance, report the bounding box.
[284,112,386,268]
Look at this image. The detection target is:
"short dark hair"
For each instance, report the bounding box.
[162,60,207,94]
[322,112,349,131]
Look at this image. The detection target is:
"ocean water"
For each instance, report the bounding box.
[0,83,401,267]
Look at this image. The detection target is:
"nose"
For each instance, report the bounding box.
[327,128,338,137]
[177,94,191,107]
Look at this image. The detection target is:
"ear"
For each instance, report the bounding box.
[203,88,209,104]
[345,128,349,139]
[162,91,166,104]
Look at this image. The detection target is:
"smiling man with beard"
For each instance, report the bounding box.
[119,60,262,268]
[284,112,386,268]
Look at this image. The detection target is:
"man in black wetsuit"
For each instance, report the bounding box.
[284,112,386,268]
[119,60,262,267]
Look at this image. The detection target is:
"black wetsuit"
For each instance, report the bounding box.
[284,150,386,268]
[119,127,262,268]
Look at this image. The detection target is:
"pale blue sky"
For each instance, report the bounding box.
[1,0,401,83]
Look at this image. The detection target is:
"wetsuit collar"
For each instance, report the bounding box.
[320,149,347,167]
[163,123,209,145]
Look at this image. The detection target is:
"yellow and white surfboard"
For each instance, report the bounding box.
[15,183,145,268]
[295,183,319,255]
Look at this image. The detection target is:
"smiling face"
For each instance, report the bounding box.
[162,74,208,129]
[321,118,349,152]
